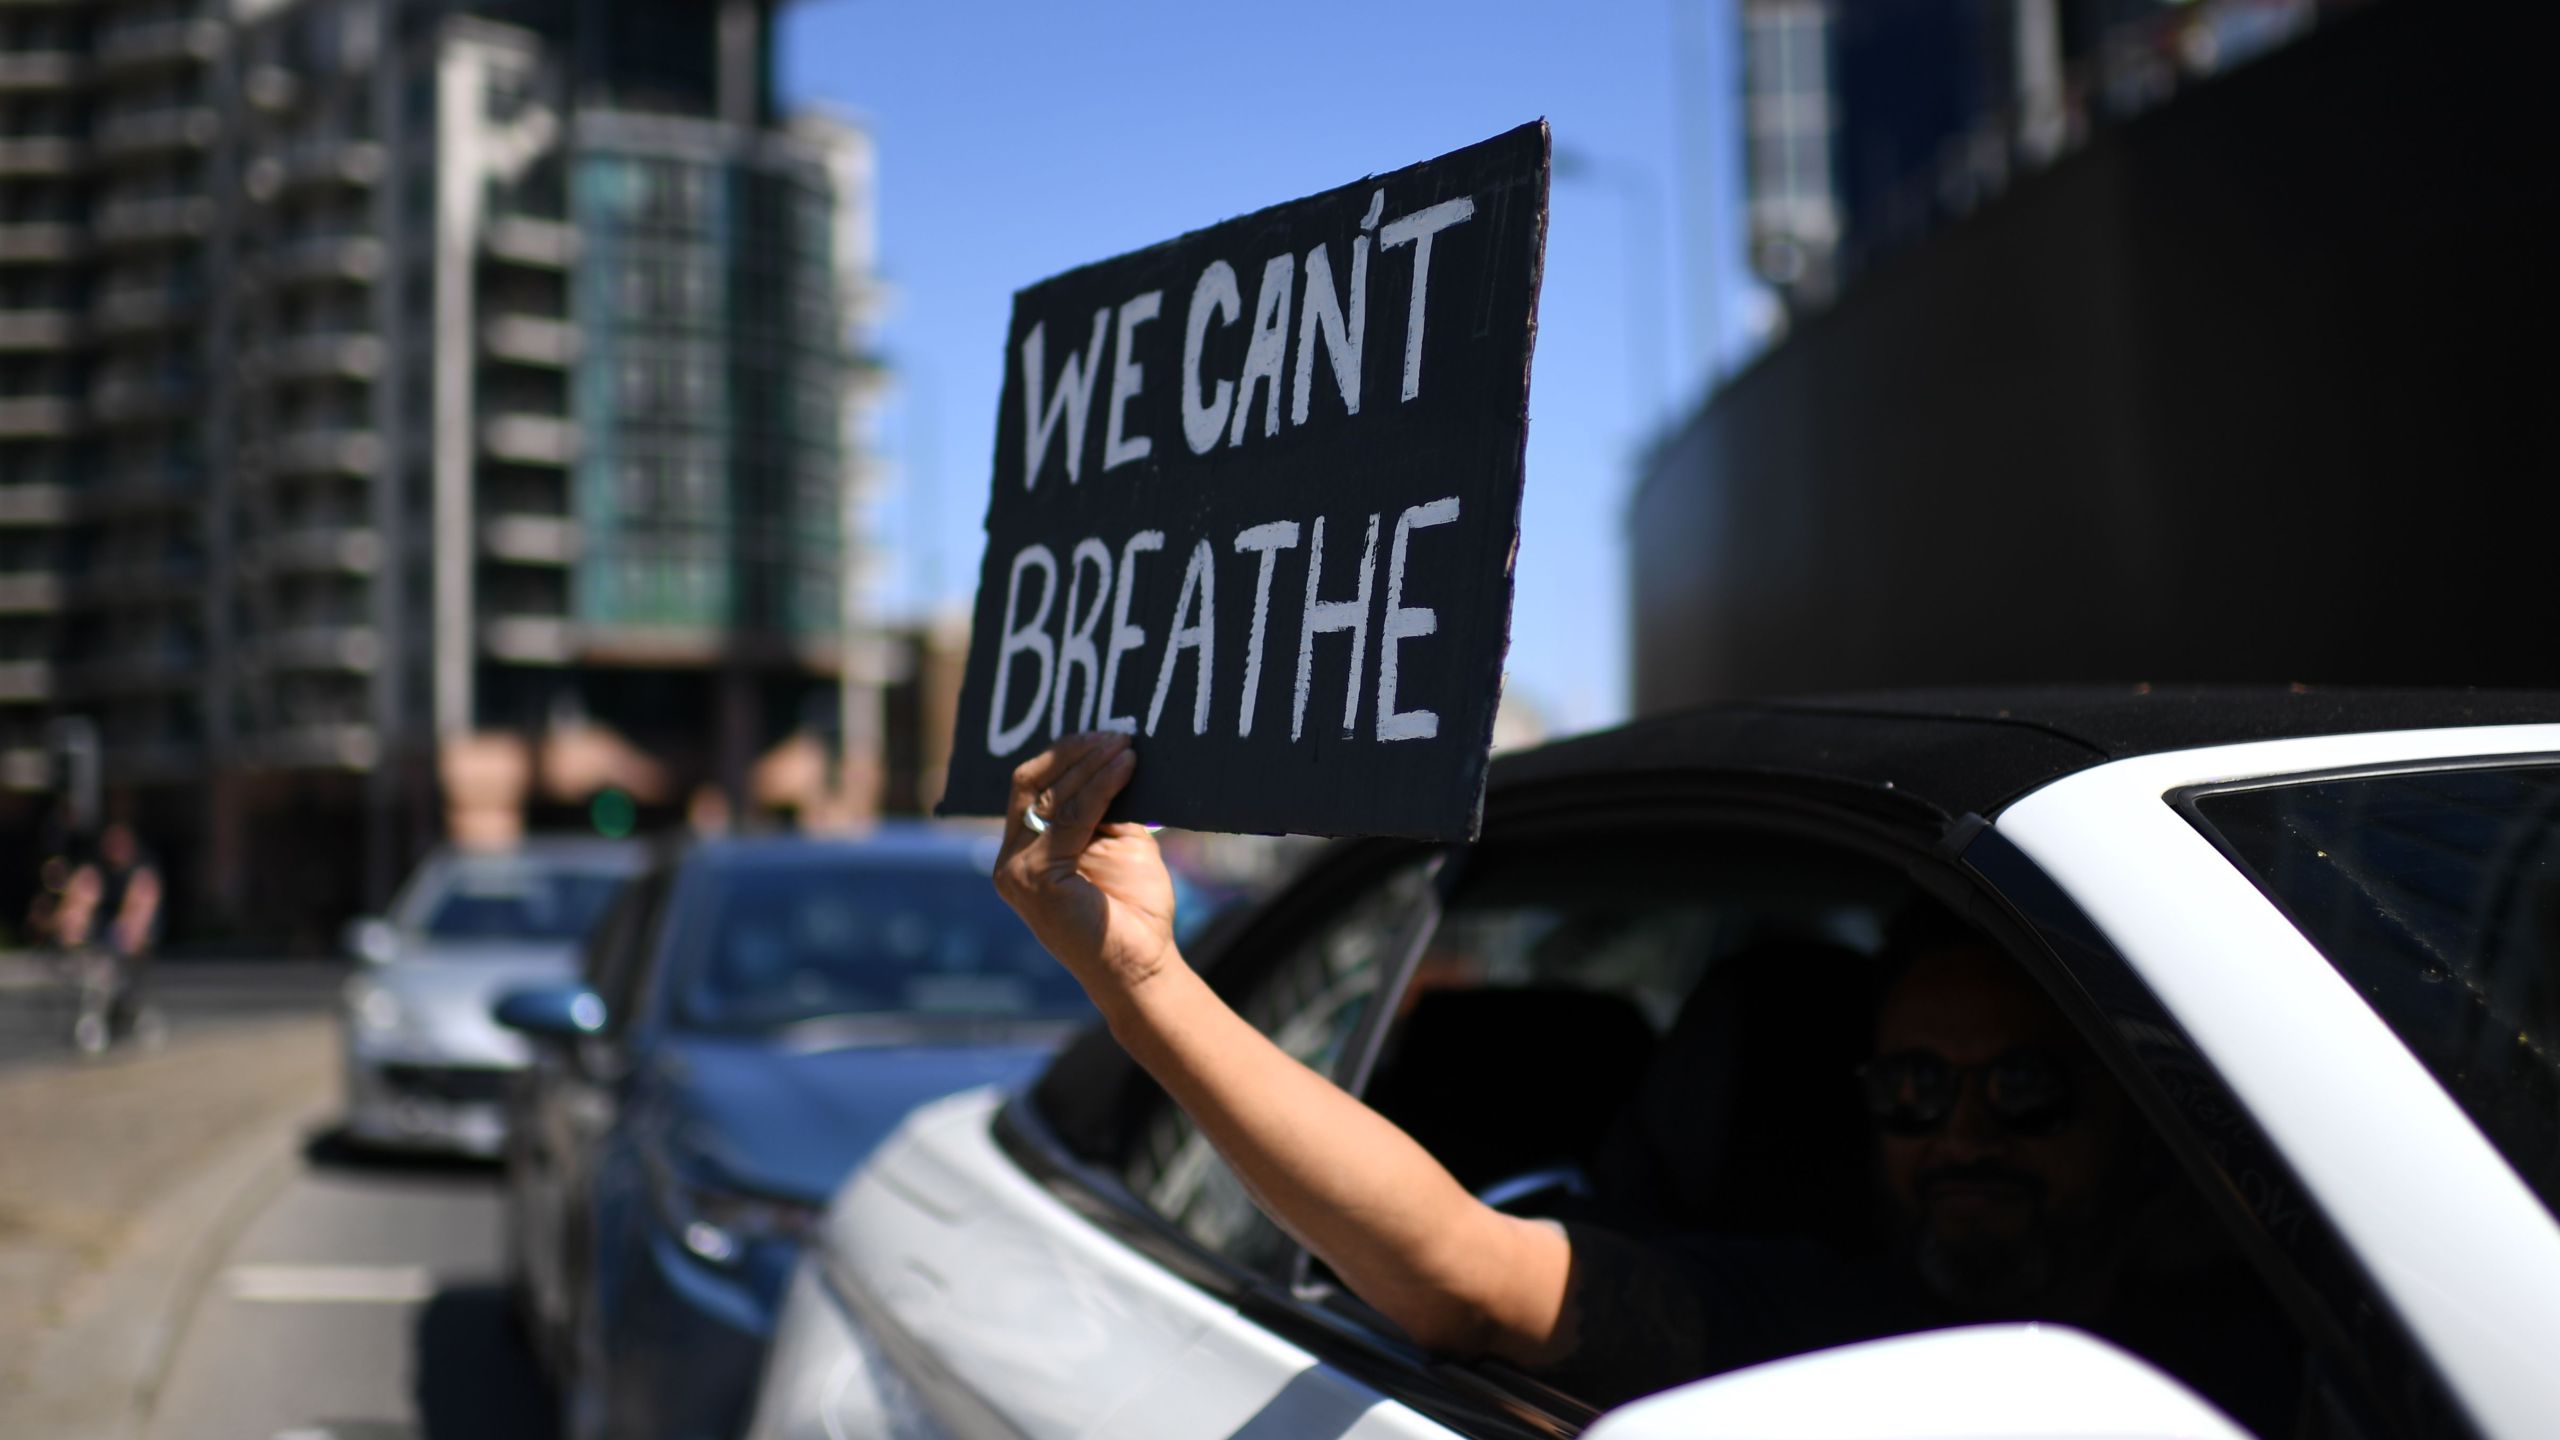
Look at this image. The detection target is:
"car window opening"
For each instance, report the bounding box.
[1126,828,2330,1437]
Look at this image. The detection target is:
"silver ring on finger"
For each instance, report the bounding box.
[1022,805,1051,835]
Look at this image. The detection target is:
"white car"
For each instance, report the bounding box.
[339,839,641,1155]
[745,690,2560,1440]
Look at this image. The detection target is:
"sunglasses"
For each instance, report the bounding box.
[1857,1047,2076,1138]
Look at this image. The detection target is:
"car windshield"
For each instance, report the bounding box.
[2188,761,2560,1218]
[674,859,1091,1032]
[416,861,630,945]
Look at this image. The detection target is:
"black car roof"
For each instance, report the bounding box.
[1489,685,2560,824]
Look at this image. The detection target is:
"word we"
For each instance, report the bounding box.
[1015,190,1476,489]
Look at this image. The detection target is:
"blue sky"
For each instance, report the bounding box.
[777,0,1763,735]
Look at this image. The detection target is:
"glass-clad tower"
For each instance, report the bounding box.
[0,0,882,934]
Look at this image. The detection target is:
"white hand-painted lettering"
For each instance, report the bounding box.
[1020,310,1109,488]
[1050,537,1114,737]
[1096,530,1165,734]
[1292,236,1368,426]
[987,544,1058,754]
[1378,195,1476,403]
[1377,496,1460,741]
[1293,512,1380,742]
[1229,254,1296,446]
[1181,262,1241,454]
[1145,539,1217,737]
[1102,291,1162,472]
[1232,520,1302,738]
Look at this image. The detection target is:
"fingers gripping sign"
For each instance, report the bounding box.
[994,731,1180,1004]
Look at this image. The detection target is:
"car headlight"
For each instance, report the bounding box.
[344,979,404,1035]
[642,1139,822,1267]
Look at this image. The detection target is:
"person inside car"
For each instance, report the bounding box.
[992,732,2292,1424]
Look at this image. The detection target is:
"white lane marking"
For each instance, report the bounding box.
[227,1264,434,1304]
[274,1430,335,1439]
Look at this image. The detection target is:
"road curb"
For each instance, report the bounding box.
[131,1092,336,1438]
[0,1020,336,1440]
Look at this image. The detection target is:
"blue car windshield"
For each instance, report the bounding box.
[419,865,628,944]
[675,862,1091,1032]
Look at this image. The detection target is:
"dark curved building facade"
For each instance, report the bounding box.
[1636,0,2557,712]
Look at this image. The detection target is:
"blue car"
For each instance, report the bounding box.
[495,828,1090,1440]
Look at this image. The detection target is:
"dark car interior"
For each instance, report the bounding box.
[1026,812,2368,1437]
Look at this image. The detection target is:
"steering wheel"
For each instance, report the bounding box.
[1474,1164,1592,1214]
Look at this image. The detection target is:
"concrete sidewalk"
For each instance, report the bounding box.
[0,1017,337,1439]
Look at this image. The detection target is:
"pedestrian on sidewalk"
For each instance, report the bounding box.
[57,822,163,1054]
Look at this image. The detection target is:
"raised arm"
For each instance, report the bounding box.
[992,732,1576,1362]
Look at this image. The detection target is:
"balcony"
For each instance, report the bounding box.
[0,222,85,264]
[265,234,383,287]
[0,571,63,613]
[90,373,197,425]
[92,284,199,336]
[0,396,78,437]
[481,616,574,665]
[261,332,383,382]
[0,309,78,351]
[0,747,48,789]
[480,314,578,367]
[482,217,578,269]
[94,195,215,249]
[0,52,83,92]
[479,514,578,565]
[78,468,201,518]
[71,561,202,607]
[260,723,378,771]
[258,526,380,575]
[0,661,53,703]
[269,428,380,477]
[0,136,83,175]
[94,18,225,76]
[94,105,219,165]
[276,138,384,192]
[0,483,70,523]
[64,656,195,698]
[263,625,379,673]
[480,413,577,466]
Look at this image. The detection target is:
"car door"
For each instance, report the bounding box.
[516,863,669,1361]
[1985,729,2560,1440]
[1002,770,2451,1438]
[788,837,1468,1439]
[901,784,1925,1434]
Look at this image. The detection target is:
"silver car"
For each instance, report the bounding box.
[340,839,641,1156]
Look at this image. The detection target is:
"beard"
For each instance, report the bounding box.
[1900,1163,2064,1317]
[1913,1216,2057,1315]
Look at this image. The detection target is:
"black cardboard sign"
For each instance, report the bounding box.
[939,123,1549,839]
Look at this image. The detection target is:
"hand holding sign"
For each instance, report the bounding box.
[943,124,1549,839]
[991,730,1182,1005]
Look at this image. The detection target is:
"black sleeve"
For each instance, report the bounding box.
[1531,1222,1904,1410]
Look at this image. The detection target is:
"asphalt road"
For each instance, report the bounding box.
[146,1138,553,1440]
[0,958,347,1074]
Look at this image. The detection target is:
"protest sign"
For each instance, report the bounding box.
[940,122,1548,839]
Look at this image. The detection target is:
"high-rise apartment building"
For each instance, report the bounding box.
[1739,0,2339,313]
[0,0,881,934]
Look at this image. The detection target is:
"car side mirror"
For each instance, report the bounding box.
[493,984,609,1042]
[1580,1324,2251,1440]
[344,916,399,966]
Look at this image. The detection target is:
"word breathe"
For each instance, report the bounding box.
[984,496,1464,756]
[1014,189,1476,490]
